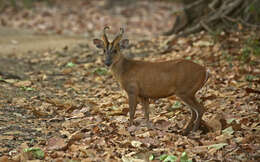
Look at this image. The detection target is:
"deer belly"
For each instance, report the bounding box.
[139,82,177,98]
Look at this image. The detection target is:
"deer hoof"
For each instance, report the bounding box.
[146,121,154,129]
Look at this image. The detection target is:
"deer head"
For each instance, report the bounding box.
[93,27,129,66]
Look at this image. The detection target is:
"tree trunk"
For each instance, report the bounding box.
[164,0,260,37]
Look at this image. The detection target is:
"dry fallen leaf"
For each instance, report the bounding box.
[14,80,32,87]
[46,137,67,151]
[0,2,259,161]
[131,140,143,148]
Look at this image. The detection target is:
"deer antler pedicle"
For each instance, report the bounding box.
[102,26,110,47]
[112,27,124,47]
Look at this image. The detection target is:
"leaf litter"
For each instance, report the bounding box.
[0,0,260,161]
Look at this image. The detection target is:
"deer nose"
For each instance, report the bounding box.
[105,59,112,66]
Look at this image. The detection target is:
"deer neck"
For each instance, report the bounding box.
[110,54,128,81]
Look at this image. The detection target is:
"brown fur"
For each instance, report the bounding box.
[111,55,207,98]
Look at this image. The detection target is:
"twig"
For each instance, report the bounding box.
[232,0,248,17]
[223,144,239,157]
[178,24,202,38]
[222,15,237,22]
[200,21,214,34]
[239,18,260,28]
[221,0,243,16]
[209,0,221,11]
[223,15,260,28]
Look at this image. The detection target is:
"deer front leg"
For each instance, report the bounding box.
[127,93,138,126]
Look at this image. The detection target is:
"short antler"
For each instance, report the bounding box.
[102,26,110,47]
[112,28,124,46]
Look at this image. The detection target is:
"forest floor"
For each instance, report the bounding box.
[0,0,259,162]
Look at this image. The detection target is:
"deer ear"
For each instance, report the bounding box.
[93,39,104,49]
[119,39,129,49]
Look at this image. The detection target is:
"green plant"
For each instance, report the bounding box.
[241,46,251,62]
[159,152,192,162]
[248,0,260,22]
[245,75,256,82]
[20,86,35,91]
[170,101,182,110]
[93,68,108,76]
[221,51,233,68]
[210,29,222,43]
[24,148,44,159]
[240,37,260,63]
[222,51,233,63]
[66,62,76,67]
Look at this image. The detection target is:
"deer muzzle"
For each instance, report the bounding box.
[105,56,112,66]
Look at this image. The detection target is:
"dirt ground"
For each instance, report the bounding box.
[0,27,86,54]
[0,27,87,156]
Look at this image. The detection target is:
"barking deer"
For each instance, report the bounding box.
[93,27,209,135]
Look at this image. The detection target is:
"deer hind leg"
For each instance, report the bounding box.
[191,99,205,131]
[183,108,196,135]
[178,94,205,134]
[140,97,153,128]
